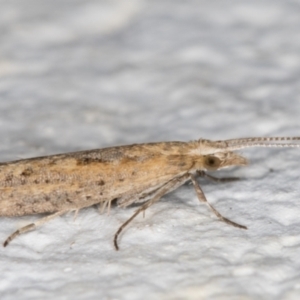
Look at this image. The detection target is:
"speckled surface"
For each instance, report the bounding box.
[1,1,300,299]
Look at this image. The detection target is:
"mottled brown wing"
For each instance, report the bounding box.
[0,142,195,216]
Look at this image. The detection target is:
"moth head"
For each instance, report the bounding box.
[202,152,248,171]
[192,136,300,171]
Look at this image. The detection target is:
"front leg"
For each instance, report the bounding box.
[197,170,241,183]
[190,174,247,229]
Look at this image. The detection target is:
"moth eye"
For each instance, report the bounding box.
[204,156,221,169]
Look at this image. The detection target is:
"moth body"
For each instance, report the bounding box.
[1,137,299,250]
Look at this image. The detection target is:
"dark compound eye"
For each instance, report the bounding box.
[204,155,221,169]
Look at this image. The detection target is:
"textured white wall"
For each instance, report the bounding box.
[1,1,300,299]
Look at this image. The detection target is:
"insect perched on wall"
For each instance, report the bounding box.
[0,136,299,250]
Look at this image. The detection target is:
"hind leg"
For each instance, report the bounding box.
[3,210,71,247]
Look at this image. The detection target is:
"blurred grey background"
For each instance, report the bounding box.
[1,0,300,160]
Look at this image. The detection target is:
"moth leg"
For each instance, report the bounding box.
[3,210,70,247]
[114,174,190,250]
[73,209,79,221]
[197,170,240,183]
[190,174,247,229]
[99,199,112,215]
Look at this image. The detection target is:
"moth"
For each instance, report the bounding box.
[0,137,299,250]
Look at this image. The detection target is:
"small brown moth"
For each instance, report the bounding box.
[0,137,299,250]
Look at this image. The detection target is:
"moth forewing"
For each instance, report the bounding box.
[1,137,300,249]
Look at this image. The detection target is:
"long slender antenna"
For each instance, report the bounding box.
[223,137,300,151]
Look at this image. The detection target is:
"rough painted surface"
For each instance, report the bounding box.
[1,0,300,299]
